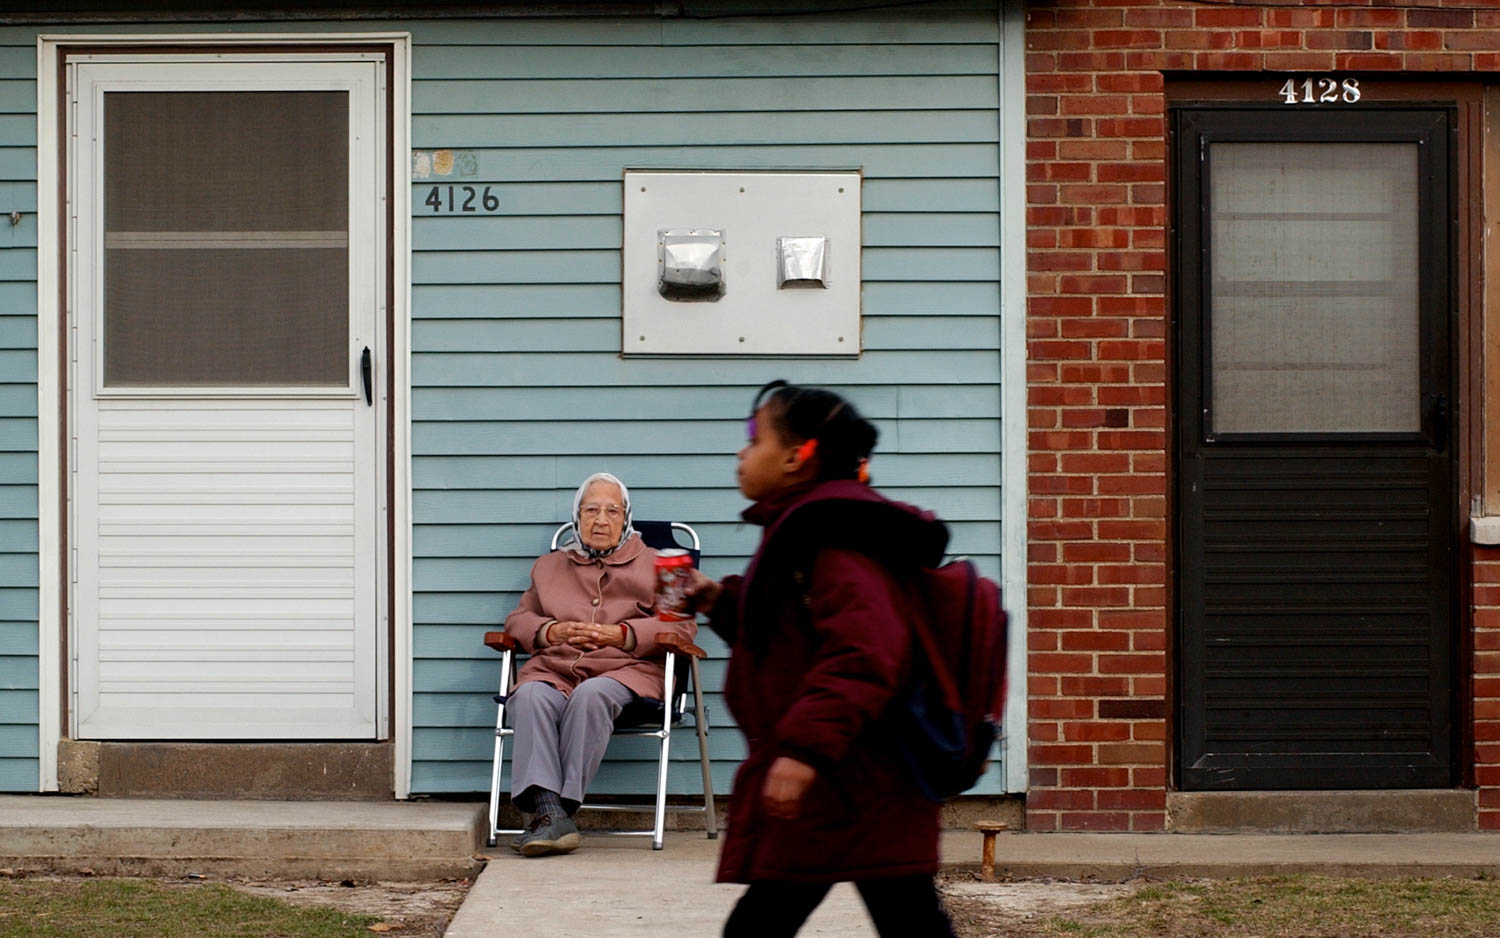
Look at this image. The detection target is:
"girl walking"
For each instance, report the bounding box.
[688,380,958,938]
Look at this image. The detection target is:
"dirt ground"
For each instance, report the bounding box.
[193,875,474,938]
[939,872,1141,938]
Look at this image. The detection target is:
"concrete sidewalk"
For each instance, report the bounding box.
[444,829,1500,938]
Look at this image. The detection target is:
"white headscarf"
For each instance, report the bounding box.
[566,472,635,558]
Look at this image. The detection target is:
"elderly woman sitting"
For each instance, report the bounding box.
[502,472,697,857]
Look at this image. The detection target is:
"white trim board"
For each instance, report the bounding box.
[998,0,1030,795]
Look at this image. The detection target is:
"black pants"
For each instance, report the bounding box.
[722,875,958,938]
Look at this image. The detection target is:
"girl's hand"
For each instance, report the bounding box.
[762,756,817,820]
[684,568,723,613]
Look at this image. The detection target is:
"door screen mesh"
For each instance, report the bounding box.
[102,91,349,387]
[1209,142,1420,434]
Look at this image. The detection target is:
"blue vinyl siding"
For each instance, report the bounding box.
[0,2,1010,797]
[406,2,1007,795]
[0,29,34,790]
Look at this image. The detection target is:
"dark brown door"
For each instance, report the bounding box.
[1175,106,1456,790]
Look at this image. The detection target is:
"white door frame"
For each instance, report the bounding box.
[36,33,412,794]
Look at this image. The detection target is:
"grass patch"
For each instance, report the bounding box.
[1023,876,1500,938]
[0,878,380,938]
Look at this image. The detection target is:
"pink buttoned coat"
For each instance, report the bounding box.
[503,533,698,699]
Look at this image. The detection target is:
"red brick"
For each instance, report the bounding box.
[1375,30,1442,51]
[1099,653,1166,675]
[1034,697,1097,720]
[1029,720,1059,741]
[1132,766,1167,788]
[1062,541,1132,563]
[1333,9,1399,28]
[1165,27,1229,50]
[1027,29,1095,52]
[1061,629,1131,652]
[1060,676,1131,697]
[1194,51,1263,70]
[1025,811,1060,832]
[1058,138,1129,160]
[1132,630,1166,652]
[1195,8,1262,28]
[1272,8,1336,28]
[1092,29,1162,49]
[1029,73,1095,94]
[1238,30,1303,49]
[1031,385,1095,406]
[1097,161,1164,183]
[1131,813,1167,831]
[1029,788,1098,811]
[1131,720,1166,741]
[1099,742,1165,764]
[1096,117,1164,138]
[1061,586,1133,607]
[1032,652,1097,674]
[1057,51,1127,72]
[1058,183,1130,204]
[1098,610,1163,631]
[1031,608,1094,630]
[1264,52,1337,70]
[1061,318,1129,339]
[1032,252,1094,271]
[1125,8,1192,29]
[1031,744,1095,765]
[1029,520,1093,541]
[1064,720,1132,742]
[1304,29,1371,49]
[1404,52,1472,69]
[1096,789,1166,811]
[1408,9,1474,29]
[1053,7,1122,28]
[1061,767,1131,788]
[1336,52,1404,69]
[1098,563,1165,585]
[1059,274,1130,294]
[1127,50,1191,70]
[1059,227,1131,248]
[1061,811,1131,831]
[1032,563,1097,585]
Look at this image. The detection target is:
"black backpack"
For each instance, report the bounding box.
[896,558,1008,802]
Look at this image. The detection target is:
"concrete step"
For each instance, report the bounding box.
[0,795,485,880]
[1167,789,1476,833]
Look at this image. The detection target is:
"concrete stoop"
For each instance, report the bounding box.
[0,796,486,880]
[1167,789,1477,833]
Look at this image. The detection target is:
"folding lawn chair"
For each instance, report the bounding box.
[482,520,717,851]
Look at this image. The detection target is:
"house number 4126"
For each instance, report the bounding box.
[1279,77,1361,105]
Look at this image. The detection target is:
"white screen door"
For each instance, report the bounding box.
[68,55,386,739]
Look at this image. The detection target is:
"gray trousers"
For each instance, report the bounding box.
[508,676,636,812]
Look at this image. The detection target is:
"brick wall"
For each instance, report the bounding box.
[1024,0,1500,832]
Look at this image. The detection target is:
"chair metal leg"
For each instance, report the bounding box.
[653,651,676,851]
[486,649,513,848]
[690,656,717,839]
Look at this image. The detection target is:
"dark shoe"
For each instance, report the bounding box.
[517,812,580,857]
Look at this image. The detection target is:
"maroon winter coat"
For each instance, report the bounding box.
[707,480,950,884]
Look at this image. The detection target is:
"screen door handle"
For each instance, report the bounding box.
[360,347,373,406]
[1428,392,1449,452]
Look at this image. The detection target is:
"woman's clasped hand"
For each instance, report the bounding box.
[544,619,629,651]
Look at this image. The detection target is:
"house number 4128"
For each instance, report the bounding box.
[1279,77,1361,105]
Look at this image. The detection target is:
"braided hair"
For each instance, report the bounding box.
[751,379,878,483]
